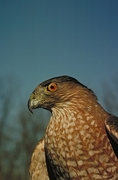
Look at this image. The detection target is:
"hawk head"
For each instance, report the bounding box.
[28,75,96,112]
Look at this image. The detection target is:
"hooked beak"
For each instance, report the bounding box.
[27,98,33,113]
[27,85,52,112]
[27,93,41,113]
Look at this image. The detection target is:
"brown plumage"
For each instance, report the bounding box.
[28,75,118,180]
[29,138,49,180]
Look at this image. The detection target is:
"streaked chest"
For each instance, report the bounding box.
[45,106,118,179]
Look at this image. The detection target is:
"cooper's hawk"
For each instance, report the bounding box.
[28,75,118,180]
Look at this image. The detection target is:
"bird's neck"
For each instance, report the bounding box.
[45,98,108,145]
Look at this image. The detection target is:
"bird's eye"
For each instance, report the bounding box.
[47,83,57,92]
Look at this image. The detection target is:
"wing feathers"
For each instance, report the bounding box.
[105,115,118,143]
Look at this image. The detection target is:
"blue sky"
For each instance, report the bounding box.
[0,0,118,106]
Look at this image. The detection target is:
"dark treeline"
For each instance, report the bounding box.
[0,76,49,180]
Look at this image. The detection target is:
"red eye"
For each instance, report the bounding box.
[47,83,57,92]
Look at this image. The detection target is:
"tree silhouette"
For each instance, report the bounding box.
[0,76,49,180]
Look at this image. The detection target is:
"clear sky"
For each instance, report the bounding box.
[0,0,118,105]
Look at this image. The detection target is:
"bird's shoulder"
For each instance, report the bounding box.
[105,115,118,158]
[29,137,49,180]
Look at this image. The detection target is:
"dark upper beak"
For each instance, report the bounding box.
[27,90,43,113]
[27,98,33,114]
